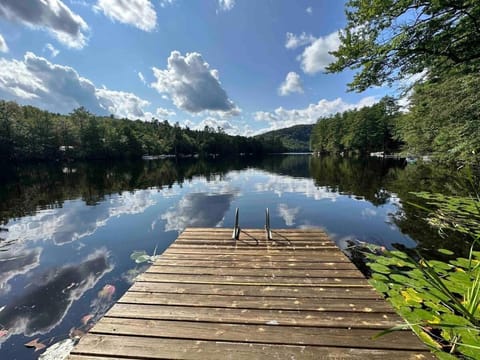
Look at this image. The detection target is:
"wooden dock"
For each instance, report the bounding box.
[69,228,434,359]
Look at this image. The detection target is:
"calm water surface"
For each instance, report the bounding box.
[0,155,468,359]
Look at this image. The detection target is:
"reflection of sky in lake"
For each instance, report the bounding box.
[0,249,111,345]
[0,160,416,359]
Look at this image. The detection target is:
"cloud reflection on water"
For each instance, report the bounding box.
[0,248,42,296]
[4,190,158,246]
[254,174,342,201]
[0,249,111,346]
[162,192,236,232]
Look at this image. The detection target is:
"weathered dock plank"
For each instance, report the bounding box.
[69,228,434,359]
[130,282,382,298]
[118,292,395,312]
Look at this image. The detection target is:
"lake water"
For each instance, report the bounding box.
[0,154,468,359]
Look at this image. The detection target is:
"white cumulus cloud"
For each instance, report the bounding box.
[155,107,176,118]
[306,7,313,14]
[0,33,8,53]
[96,88,150,119]
[299,31,340,74]
[218,0,235,11]
[194,117,235,132]
[0,52,152,120]
[138,71,146,84]
[94,0,157,32]
[183,116,253,136]
[278,72,303,96]
[285,32,315,50]
[254,96,377,132]
[151,51,238,115]
[0,0,89,49]
[44,43,60,57]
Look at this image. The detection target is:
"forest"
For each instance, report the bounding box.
[310,97,402,155]
[310,0,480,165]
[0,102,285,161]
[255,124,313,152]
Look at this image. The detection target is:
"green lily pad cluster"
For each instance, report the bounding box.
[367,248,480,359]
[130,247,160,264]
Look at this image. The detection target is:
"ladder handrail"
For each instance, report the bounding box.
[232,208,240,240]
[265,208,272,240]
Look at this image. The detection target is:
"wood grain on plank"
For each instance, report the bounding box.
[118,292,395,312]
[91,318,425,350]
[106,303,402,329]
[163,249,348,256]
[71,334,432,360]
[136,272,370,286]
[159,253,352,262]
[172,242,337,248]
[152,259,358,269]
[145,265,364,278]
[130,281,382,299]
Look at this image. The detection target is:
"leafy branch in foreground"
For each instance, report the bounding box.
[328,0,480,91]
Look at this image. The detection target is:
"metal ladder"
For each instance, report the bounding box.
[232,208,272,240]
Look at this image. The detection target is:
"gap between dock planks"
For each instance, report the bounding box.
[69,228,434,360]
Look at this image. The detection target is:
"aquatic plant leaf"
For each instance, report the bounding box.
[418,331,442,349]
[426,260,452,271]
[389,274,415,286]
[368,263,390,274]
[410,308,439,323]
[441,314,473,327]
[371,273,388,281]
[401,288,423,305]
[368,279,388,293]
[135,255,151,263]
[438,249,454,256]
[451,257,475,269]
[389,294,407,309]
[433,351,460,360]
[130,251,147,261]
[24,338,46,352]
[389,250,408,259]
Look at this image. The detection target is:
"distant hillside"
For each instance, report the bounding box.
[255,124,314,152]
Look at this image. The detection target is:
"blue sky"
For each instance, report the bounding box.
[0,0,387,135]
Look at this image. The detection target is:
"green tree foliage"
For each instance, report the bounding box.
[328,0,480,91]
[310,97,401,155]
[398,73,480,163]
[326,1,480,165]
[0,100,266,161]
[255,124,313,152]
